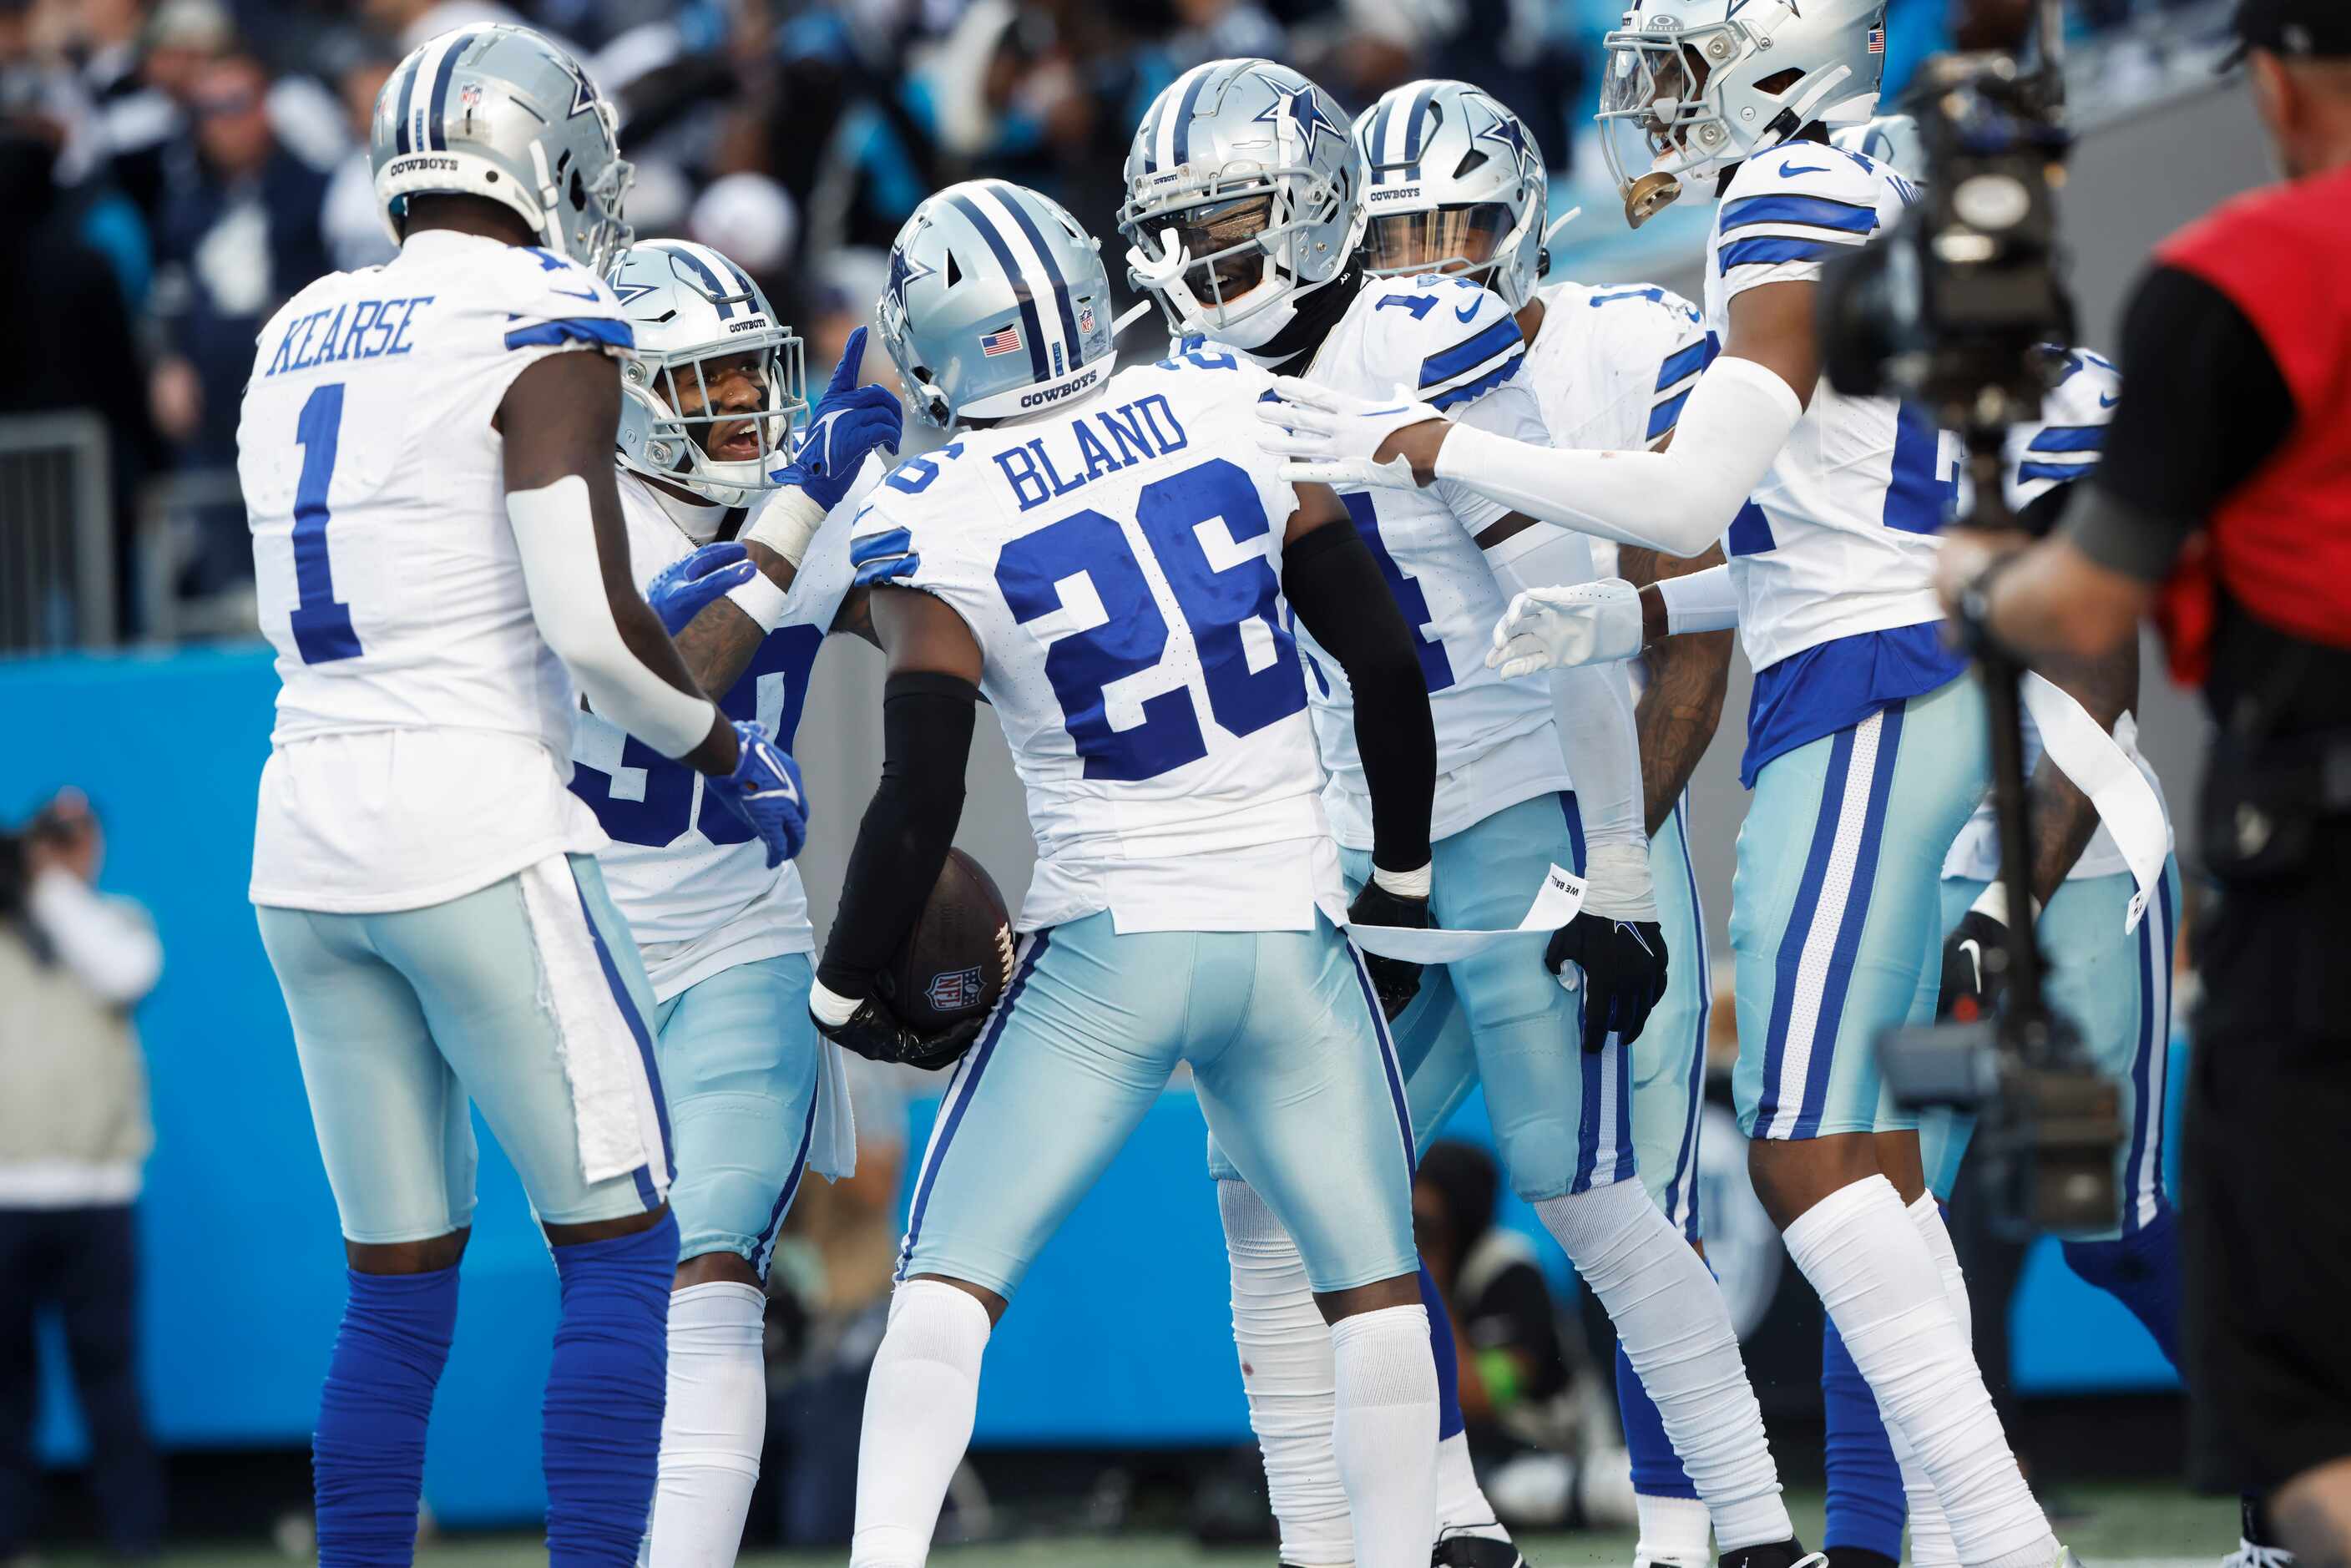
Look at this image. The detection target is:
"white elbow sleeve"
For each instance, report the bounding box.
[509,475,718,761]
[1656,564,1740,635]
[1433,355,1802,558]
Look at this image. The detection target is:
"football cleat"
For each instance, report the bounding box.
[1433,1528,1530,1567]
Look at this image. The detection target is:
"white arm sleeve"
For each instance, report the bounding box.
[509,475,720,761]
[28,871,162,1006]
[1483,524,1648,890]
[1432,355,1803,558]
[1656,563,1739,635]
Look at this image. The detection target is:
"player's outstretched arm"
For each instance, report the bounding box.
[1256,286,1815,560]
[809,585,990,1068]
[1282,485,1438,1016]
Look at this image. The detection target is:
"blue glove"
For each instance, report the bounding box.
[645,541,757,635]
[773,326,903,513]
[704,721,809,868]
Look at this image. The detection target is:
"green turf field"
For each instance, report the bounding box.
[39,1483,2237,1568]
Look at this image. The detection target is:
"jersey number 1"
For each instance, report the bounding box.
[290,383,361,664]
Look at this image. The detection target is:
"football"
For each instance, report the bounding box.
[884,848,1015,1033]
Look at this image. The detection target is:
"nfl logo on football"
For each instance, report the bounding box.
[926,965,985,1012]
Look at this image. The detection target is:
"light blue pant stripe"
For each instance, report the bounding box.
[756,1090,820,1277]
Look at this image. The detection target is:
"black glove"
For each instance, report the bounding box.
[1348,876,1428,1021]
[1937,907,2010,1022]
[811,988,986,1073]
[1545,913,1668,1051]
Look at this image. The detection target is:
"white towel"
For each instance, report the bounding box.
[518,857,666,1191]
[808,1037,859,1181]
[2020,676,2172,933]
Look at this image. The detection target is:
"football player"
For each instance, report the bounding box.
[239,26,805,1568]
[569,239,902,1568]
[1123,59,1797,1568]
[1258,6,2071,1565]
[817,177,1445,1568]
[1355,78,1741,1568]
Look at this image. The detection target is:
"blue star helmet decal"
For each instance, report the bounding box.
[1253,79,1343,163]
[884,245,934,323]
[559,53,599,119]
[1473,104,1540,184]
[611,279,660,306]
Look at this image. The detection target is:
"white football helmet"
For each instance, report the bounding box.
[1596,0,1889,226]
[606,239,807,506]
[1354,79,1550,311]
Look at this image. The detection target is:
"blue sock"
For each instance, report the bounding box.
[2061,1202,2182,1369]
[314,1264,460,1568]
[1821,1316,1905,1558]
[1615,1340,1698,1500]
[544,1213,676,1568]
[1418,1259,1467,1442]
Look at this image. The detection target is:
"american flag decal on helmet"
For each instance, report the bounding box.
[980,324,1024,357]
[1868,26,1885,53]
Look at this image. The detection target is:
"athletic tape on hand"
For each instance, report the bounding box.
[1345,862,1586,962]
[2019,675,2171,933]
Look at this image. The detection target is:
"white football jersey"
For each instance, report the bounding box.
[1704,142,1965,674]
[1519,278,1712,588]
[242,230,631,912]
[847,348,1342,935]
[1294,272,1568,850]
[570,467,869,1000]
[1945,349,2166,883]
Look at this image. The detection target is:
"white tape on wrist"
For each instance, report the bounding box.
[1967,879,2039,928]
[1576,839,1659,921]
[726,569,792,633]
[1370,861,1432,898]
[808,978,862,1026]
[741,487,827,569]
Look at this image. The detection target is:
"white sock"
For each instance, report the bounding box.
[641,1282,766,1568]
[1437,1430,1512,1544]
[1218,1180,1353,1567]
[1535,1181,1791,1550]
[1897,1194,1968,1567]
[1331,1304,1438,1568]
[1635,1493,1715,1567]
[1782,1177,2056,1568]
[1909,1195,1973,1348]
[848,1280,991,1568]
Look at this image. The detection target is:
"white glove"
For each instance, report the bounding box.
[1253,374,1443,492]
[1486,580,1645,680]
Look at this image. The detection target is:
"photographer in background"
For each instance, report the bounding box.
[1934,3,2351,1560]
[0,790,165,1563]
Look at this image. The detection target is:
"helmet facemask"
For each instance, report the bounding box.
[619,331,807,508]
[1121,158,1347,350]
[541,100,635,274]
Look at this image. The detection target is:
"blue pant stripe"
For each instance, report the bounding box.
[1791,704,1905,1139]
[1572,1035,1605,1194]
[1757,726,1858,1138]
[568,869,674,1191]
[1558,791,1587,873]
[754,1085,821,1277]
[898,931,1049,1277]
[1613,1034,1636,1183]
[1345,940,1419,1180]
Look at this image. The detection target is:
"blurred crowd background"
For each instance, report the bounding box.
[0,0,2218,645]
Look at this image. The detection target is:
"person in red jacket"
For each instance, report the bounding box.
[1936,4,2351,1562]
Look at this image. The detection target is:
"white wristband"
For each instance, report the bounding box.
[741,487,827,569]
[726,569,792,633]
[1968,880,2040,928]
[1371,861,1433,898]
[809,977,862,1026]
[1577,839,1658,922]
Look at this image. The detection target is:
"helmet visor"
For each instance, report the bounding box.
[1363,202,1514,281]
[1167,192,1277,304]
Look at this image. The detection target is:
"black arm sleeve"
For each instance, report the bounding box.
[2065,264,2297,582]
[816,670,977,997]
[1282,518,1437,873]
